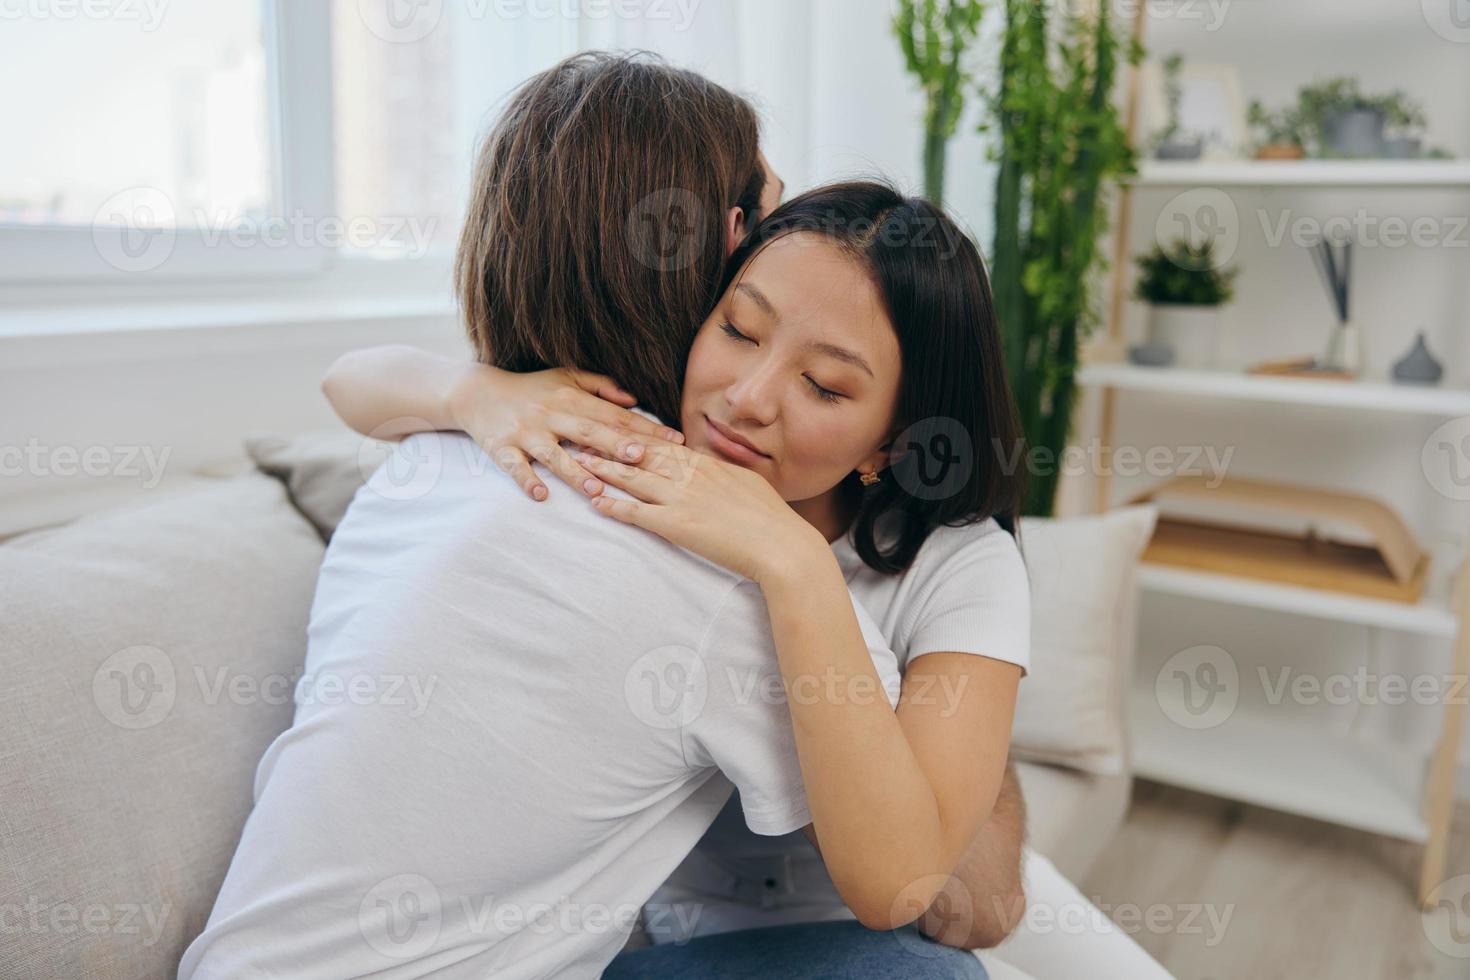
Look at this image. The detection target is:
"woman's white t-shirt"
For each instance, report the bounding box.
[644,516,1031,943]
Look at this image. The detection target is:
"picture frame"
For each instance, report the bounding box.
[1141,60,1248,160]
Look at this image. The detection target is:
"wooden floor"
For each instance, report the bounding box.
[1080,781,1470,979]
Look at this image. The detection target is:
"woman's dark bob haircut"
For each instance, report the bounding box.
[720,181,1027,574]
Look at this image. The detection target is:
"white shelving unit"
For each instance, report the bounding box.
[1135,564,1457,639]
[1092,9,1470,910]
[1088,369,1469,910]
[1133,159,1470,189]
[1076,363,1470,418]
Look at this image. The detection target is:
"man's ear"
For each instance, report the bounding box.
[724,206,747,257]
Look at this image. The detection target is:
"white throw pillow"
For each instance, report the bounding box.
[1010,505,1158,776]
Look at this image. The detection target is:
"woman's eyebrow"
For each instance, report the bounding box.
[736,282,776,317]
[804,341,873,378]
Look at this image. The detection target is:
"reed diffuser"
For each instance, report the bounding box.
[1312,237,1360,376]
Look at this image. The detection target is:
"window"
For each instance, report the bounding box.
[329,0,461,260]
[0,1,331,283]
[0,1,603,288]
[1,3,273,232]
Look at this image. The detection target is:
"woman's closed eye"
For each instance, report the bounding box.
[720,321,754,344]
[804,376,844,403]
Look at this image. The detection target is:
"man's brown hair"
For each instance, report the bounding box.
[454,52,766,424]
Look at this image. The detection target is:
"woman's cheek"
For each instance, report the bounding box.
[784,414,867,489]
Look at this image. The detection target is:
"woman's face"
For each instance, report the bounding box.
[679,233,903,504]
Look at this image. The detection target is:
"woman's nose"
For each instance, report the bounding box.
[724,365,780,426]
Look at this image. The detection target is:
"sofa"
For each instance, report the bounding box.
[0,431,1160,978]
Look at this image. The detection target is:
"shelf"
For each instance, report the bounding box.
[1131,689,1429,843]
[1138,563,1458,638]
[1077,362,1470,417]
[1132,159,1470,189]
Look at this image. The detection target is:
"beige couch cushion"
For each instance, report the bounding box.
[246,430,388,539]
[0,474,325,979]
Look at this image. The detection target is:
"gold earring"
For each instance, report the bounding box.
[859,471,881,487]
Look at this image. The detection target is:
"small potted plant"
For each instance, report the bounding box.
[1154,54,1203,160]
[1247,100,1306,160]
[1134,239,1239,369]
[1295,78,1428,159]
[1379,92,1428,159]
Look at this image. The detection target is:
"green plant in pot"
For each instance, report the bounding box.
[1297,77,1383,157]
[1247,99,1305,160]
[1295,78,1427,159]
[1133,239,1239,369]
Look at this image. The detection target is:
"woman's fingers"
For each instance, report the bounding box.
[627,439,705,485]
[589,493,650,528]
[561,380,685,444]
[489,446,549,502]
[575,452,670,504]
[565,369,638,407]
[523,441,606,498]
[549,412,667,466]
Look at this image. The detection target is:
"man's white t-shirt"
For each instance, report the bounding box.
[179,431,901,980]
[646,516,1031,941]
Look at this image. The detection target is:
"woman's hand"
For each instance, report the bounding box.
[448,365,685,502]
[575,443,827,585]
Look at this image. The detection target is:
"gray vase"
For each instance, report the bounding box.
[1392,331,1443,385]
[1322,108,1385,158]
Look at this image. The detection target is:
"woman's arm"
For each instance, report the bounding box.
[798,716,1027,948]
[322,344,477,438]
[577,444,1020,932]
[320,345,682,500]
[760,550,1021,931]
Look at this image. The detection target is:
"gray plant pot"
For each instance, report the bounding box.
[1156,137,1204,161]
[1322,108,1385,158]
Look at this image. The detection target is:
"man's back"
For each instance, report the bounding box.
[180,432,898,979]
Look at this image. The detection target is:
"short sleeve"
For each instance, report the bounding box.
[902,523,1031,675]
[681,582,901,836]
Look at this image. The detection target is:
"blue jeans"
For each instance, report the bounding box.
[602,920,989,979]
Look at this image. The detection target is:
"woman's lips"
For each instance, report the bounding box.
[703,415,770,466]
